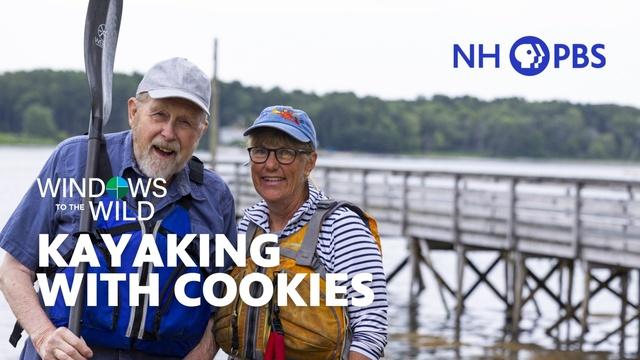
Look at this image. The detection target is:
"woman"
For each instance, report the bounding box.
[213,106,388,360]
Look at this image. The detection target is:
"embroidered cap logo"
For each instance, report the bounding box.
[272,108,300,125]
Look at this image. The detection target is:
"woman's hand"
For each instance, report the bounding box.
[183,318,218,360]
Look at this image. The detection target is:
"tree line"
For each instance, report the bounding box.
[1,69,639,159]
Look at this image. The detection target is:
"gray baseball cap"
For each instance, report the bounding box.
[136,57,211,116]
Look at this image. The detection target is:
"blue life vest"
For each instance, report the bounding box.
[5,140,213,358]
[45,195,210,358]
[43,155,210,358]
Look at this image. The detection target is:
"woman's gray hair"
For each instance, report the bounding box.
[246,127,314,152]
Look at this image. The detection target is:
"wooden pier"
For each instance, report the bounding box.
[214,158,640,356]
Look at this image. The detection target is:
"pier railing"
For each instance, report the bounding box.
[215,158,640,269]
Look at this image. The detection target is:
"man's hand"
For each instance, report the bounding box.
[0,254,93,359]
[33,326,93,360]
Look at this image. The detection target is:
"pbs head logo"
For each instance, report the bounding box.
[510,36,549,76]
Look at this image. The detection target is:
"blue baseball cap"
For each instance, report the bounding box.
[243,105,318,149]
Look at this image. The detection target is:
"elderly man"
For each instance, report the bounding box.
[0,58,236,360]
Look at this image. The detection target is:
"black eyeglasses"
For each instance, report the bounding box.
[247,147,311,165]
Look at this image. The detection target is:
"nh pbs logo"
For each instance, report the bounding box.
[453,36,606,76]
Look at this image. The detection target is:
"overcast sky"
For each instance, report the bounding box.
[1,0,638,108]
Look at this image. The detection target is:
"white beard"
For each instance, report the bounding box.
[136,148,177,180]
[131,120,201,181]
[132,132,182,180]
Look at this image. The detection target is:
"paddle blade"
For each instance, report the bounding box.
[84,0,123,129]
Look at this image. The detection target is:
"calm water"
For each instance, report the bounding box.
[0,146,637,359]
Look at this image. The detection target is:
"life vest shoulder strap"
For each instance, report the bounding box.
[97,137,113,183]
[295,200,339,268]
[188,156,204,185]
[297,199,382,268]
[244,221,259,258]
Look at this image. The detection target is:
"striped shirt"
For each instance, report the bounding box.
[238,184,388,359]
